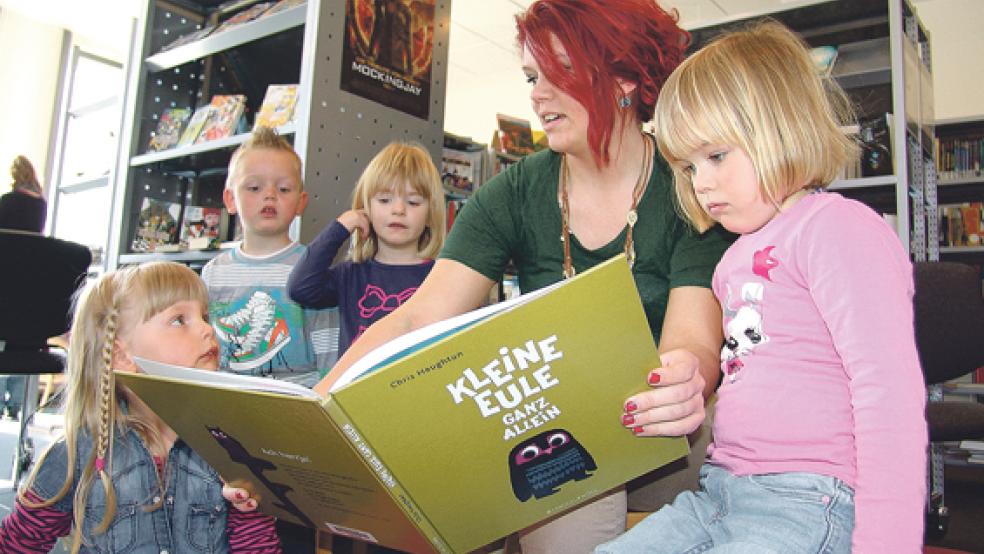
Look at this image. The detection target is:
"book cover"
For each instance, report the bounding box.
[148,107,192,152]
[197,95,247,144]
[440,147,484,196]
[495,113,535,157]
[213,2,274,34]
[859,114,893,177]
[254,84,300,129]
[131,198,182,253]
[180,205,224,250]
[116,255,688,553]
[178,105,216,147]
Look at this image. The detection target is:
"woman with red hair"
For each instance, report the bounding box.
[229,0,733,551]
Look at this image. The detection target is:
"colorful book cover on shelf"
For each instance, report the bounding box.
[177,105,216,147]
[196,95,247,144]
[180,206,224,250]
[256,0,306,19]
[340,0,435,120]
[254,84,300,129]
[859,114,893,177]
[440,147,483,196]
[496,114,536,157]
[116,255,688,554]
[148,107,193,152]
[131,198,181,253]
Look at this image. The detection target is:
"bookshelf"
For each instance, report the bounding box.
[935,117,984,261]
[108,0,451,268]
[688,0,936,261]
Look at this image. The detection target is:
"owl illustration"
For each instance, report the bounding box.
[508,429,597,502]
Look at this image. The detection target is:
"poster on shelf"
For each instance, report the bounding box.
[340,0,435,120]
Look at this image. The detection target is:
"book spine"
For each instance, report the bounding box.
[322,399,453,554]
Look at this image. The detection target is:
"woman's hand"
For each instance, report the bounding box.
[222,483,259,513]
[622,348,707,437]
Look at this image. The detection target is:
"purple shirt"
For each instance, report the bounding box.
[288,221,434,356]
[709,191,927,552]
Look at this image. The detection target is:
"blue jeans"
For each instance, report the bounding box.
[595,464,855,554]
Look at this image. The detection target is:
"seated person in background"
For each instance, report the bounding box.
[597,21,927,554]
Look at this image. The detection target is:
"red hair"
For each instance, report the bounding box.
[516,0,689,166]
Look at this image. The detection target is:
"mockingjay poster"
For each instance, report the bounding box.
[341,0,435,119]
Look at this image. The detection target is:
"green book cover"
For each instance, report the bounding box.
[116,255,688,553]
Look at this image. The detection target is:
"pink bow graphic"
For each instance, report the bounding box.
[358,284,418,318]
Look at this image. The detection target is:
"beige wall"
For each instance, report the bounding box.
[0,7,65,193]
[914,0,984,122]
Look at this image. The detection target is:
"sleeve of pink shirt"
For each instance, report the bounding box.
[799,200,927,552]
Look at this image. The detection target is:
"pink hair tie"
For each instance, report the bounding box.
[95,457,105,472]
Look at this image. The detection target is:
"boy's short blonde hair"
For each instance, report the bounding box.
[654,21,859,232]
[226,126,303,189]
[350,141,446,262]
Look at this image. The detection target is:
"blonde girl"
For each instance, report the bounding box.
[0,155,47,232]
[597,21,926,553]
[287,141,446,357]
[0,262,281,553]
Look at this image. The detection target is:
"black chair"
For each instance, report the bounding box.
[912,261,984,538]
[0,230,91,486]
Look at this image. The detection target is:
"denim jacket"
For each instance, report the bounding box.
[31,420,230,553]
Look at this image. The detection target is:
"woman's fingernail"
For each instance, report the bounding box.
[625,400,638,413]
[247,499,257,509]
[622,413,635,426]
[235,491,245,501]
[633,426,644,435]
[648,372,661,386]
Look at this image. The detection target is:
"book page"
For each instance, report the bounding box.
[132,357,321,399]
[328,279,565,392]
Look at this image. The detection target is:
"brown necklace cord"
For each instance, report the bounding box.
[559,133,654,279]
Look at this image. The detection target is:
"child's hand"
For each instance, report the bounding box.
[621,348,706,437]
[337,209,371,238]
[222,483,258,512]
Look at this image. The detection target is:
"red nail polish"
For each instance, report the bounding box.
[625,400,638,412]
[235,491,245,501]
[622,413,635,426]
[648,372,661,386]
[633,426,644,435]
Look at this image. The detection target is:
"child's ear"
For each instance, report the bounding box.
[295,190,309,216]
[111,338,139,374]
[222,188,238,215]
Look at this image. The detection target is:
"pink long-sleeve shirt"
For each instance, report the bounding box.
[708,191,927,553]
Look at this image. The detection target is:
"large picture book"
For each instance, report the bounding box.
[177,105,216,147]
[179,205,224,250]
[117,255,686,554]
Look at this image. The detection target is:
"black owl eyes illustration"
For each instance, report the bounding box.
[514,432,571,466]
[508,428,597,502]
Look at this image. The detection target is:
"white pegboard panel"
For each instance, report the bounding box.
[299,0,452,242]
[924,155,939,261]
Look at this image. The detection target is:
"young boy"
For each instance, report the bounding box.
[202,127,339,552]
[202,126,339,387]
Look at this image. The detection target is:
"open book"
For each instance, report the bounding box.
[117,255,687,553]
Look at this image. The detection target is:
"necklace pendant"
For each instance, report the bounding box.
[626,210,638,228]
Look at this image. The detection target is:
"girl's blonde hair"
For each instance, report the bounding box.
[349,141,446,262]
[654,21,859,232]
[19,262,207,553]
[10,155,43,195]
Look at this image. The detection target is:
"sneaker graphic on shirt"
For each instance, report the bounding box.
[214,291,291,370]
